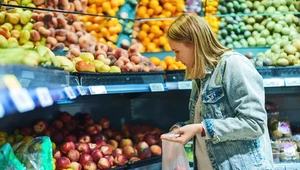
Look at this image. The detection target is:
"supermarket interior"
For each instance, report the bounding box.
[0,0,300,169]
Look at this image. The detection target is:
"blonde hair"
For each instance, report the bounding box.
[167,13,231,79]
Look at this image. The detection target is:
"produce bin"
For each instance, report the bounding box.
[165,70,186,82]
[126,156,162,170]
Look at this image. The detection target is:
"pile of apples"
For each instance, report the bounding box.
[12,112,163,169]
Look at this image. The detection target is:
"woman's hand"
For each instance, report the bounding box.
[161,123,203,144]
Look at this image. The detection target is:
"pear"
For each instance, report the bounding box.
[0,35,8,48]
[7,37,19,48]
[21,0,32,5]
[36,45,48,57]
[22,22,33,31]
[0,11,6,25]
[13,24,22,32]
[20,10,32,25]
[2,23,13,31]
[50,56,61,67]
[19,30,30,45]
[0,27,11,39]
[6,13,20,25]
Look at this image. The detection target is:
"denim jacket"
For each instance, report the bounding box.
[176,51,274,170]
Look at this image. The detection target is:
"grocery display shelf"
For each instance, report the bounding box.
[206,11,300,17]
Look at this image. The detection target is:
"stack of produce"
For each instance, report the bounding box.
[136,0,185,18]
[86,0,125,16]
[150,56,186,70]
[0,111,164,169]
[203,0,220,34]
[133,20,173,52]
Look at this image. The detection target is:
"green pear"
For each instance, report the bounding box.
[2,23,13,31]
[0,35,8,48]
[22,22,33,31]
[19,30,30,45]
[22,55,38,66]
[7,37,19,48]
[26,3,36,7]
[50,56,61,67]
[20,10,32,25]
[36,46,48,57]
[0,11,6,25]
[6,13,20,25]
[13,24,22,32]
[21,0,32,5]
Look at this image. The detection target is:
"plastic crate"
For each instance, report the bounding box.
[256,66,300,78]
[0,64,79,88]
[165,70,186,82]
[74,72,165,86]
[126,156,162,170]
[109,166,127,170]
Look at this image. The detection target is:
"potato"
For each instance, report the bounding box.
[94,49,107,58]
[46,37,58,46]
[70,48,80,57]
[49,28,55,37]
[55,35,66,42]
[30,30,41,42]
[51,17,58,28]
[38,27,50,37]
[67,32,78,44]
[33,0,45,6]
[33,21,44,30]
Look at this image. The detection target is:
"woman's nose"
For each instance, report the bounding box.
[175,56,180,62]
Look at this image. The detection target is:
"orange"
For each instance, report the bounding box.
[156,21,163,27]
[109,34,118,43]
[101,27,108,35]
[146,42,156,51]
[89,30,98,38]
[97,7,103,14]
[159,61,167,70]
[164,43,172,51]
[111,1,119,7]
[141,24,150,32]
[153,38,160,47]
[167,64,179,70]
[109,26,118,34]
[102,2,111,10]
[140,45,146,52]
[87,7,97,14]
[115,24,123,32]
[149,0,159,8]
[85,21,93,32]
[147,8,154,16]
[159,36,168,46]
[92,16,102,24]
[137,6,147,17]
[93,23,101,32]
[150,25,160,34]
[107,9,116,16]
[170,6,176,14]
[118,0,125,6]
[95,0,103,6]
[88,0,96,5]
[79,16,88,22]
[140,0,149,6]
[99,38,107,43]
[155,30,163,38]
[142,37,150,46]
[138,30,147,40]
[175,61,183,68]
[153,47,161,52]
[154,6,163,15]
[164,56,175,65]
[148,33,155,40]
[179,64,186,70]
[163,11,172,17]
[163,2,173,11]
[150,57,161,66]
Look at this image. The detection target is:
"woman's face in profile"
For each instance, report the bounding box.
[168,39,194,69]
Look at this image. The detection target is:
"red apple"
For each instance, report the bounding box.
[114,134,123,142]
[97,158,111,169]
[87,125,98,135]
[95,124,102,133]
[150,127,161,135]
[91,149,103,162]
[53,120,64,129]
[119,139,133,148]
[136,141,149,151]
[83,161,97,170]
[79,135,91,143]
[104,155,114,166]
[66,119,77,131]
[150,145,162,156]
[112,148,123,157]
[21,127,34,136]
[138,148,151,159]
[60,112,72,123]
[53,149,62,159]
[51,131,64,144]
[33,120,47,134]
[143,125,152,133]
[65,135,77,142]
[84,118,94,127]
[121,124,132,133]
[113,154,128,166]
[56,157,71,169]
[129,157,141,162]
[104,129,112,138]
[93,134,107,143]
[61,141,75,154]
[76,142,91,154]
[143,134,156,146]
[108,139,118,149]
[99,118,110,129]
[123,146,135,159]
[100,145,112,156]
[89,143,99,152]
[67,149,80,162]
[69,162,82,170]
[123,131,131,138]
[95,140,107,148]
[79,153,93,165]
[131,125,142,134]
[133,132,145,143]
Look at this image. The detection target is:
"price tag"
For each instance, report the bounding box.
[64,87,76,99]
[36,88,53,107]
[0,103,4,118]
[77,86,86,95]
[89,86,107,95]
[263,78,285,87]
[149,83,164,92]
[178,81,192,90]
[10,88,35,113]
[284,78,300,86]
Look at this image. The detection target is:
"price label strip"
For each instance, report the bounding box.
[149,83,165,92]
[64,87,76,99]
[178,81,192,90]
[3,74,22,89]
[284,78,300,87]
[10,88,35,113]
[89,86,107,95]
[36,88,53,107]
[0,103,4,118]
[77,86,87,95]
[263,78,285,87]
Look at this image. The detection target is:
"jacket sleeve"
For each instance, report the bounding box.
[203,54,268,144]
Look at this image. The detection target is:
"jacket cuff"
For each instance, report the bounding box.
[204,119,215,138]
[201,121,211,139]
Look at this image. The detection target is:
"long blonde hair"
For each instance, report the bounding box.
[167,13,231,79]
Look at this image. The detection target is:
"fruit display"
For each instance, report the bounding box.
[150,56,186,71]
[133,20,173,52]
[0,111,164,169]
[86,0,125,16]
[203,0,220,34]
[136,0,185,18]
[217,0,300,48]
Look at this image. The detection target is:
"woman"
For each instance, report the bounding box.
[161,13,273,170]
